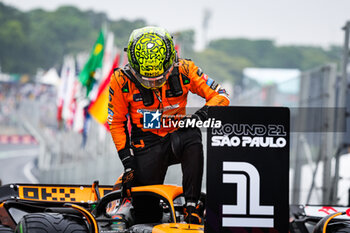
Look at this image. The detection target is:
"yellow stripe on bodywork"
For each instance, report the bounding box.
[18,185,113,203]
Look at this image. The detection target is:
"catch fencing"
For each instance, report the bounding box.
[0,82,121,185]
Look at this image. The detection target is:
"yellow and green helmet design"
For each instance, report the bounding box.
[127,26,176,89]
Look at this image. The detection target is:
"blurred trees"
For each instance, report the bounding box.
[208,39,340,72]
[174,29,196,57]
[0,2,342,81]
[0,3,145,74]
[192,49,252,83]
[109,19,146,49]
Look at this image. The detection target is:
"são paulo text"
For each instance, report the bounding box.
[211,136,287,148]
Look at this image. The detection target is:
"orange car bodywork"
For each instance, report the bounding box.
[3,183,204,232]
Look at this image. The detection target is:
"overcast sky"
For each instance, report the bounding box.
[2,0,350,50]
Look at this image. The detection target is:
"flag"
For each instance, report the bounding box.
[102,32,116,79]
[57,56,76,129]
[88,53,121,129]
[77,30,105,146]
[57,56,70,125]
[62,57,77,129]
[79,30,105,96]
[72,82,88,133]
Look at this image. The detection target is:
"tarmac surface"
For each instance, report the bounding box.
[0,144,38,185]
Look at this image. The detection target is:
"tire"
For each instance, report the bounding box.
[0,224,14,232]
[14,213,88,233]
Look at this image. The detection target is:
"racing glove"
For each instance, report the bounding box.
[183,105,209,128]
[122,168,135,198]
[193,105,209,121]
[184,202,202,224]
[119,148,136,170]
[118,148,136,198]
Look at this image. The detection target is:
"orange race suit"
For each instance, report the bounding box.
[108,58,230,154]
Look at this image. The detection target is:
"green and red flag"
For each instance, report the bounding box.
[79,30,105,96]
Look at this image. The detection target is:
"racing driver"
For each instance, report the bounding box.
[108,26,229,224]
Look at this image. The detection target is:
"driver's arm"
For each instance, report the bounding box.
[108,70,132,163]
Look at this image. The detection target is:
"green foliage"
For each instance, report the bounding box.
[0,3,145,74]
[174,29,195,58]
[109,19,146,49]
[0,3,31,72]
[204,38,341,84]
[0,2,342,81]
[208,38,340,71]
[25,6,104,71]
[192,49,252,82]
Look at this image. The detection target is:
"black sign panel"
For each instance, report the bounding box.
[206,106,289,233]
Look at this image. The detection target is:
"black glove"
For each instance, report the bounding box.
[118,148,136,170]
[122,168,135,198]
[118,148,136,198]
[193,105,209,121]
[181,106,209,130]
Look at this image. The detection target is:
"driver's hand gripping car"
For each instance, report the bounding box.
[108,26,230,224]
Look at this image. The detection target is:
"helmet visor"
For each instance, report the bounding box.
[130,63,175,89]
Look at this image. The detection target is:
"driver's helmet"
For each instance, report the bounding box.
[126,26,176,89]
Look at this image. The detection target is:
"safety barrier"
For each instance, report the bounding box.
[0,135,37,144]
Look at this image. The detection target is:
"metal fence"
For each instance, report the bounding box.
[0,82,118,184]
[0,83,27,135]
[18,96,123,185]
